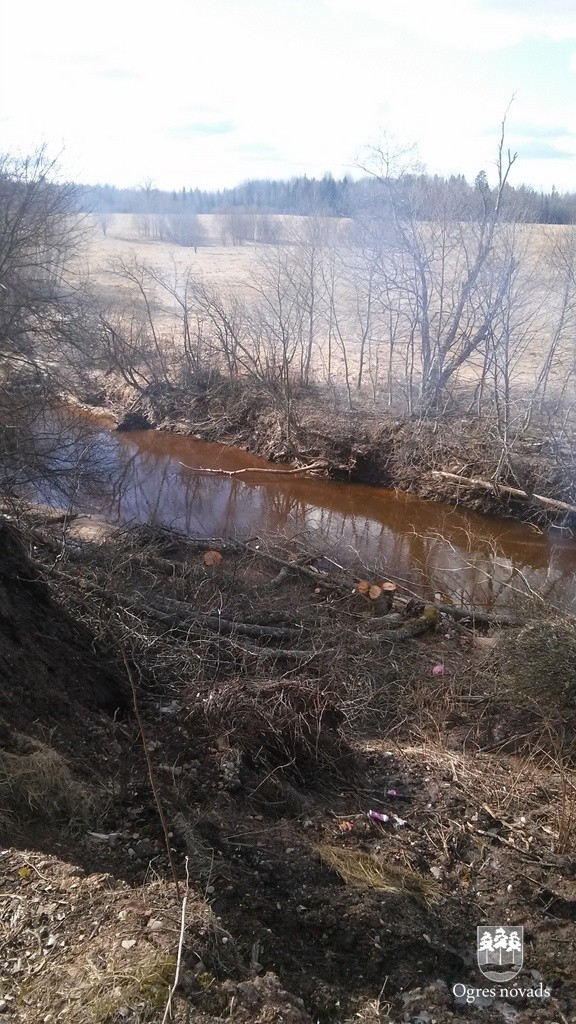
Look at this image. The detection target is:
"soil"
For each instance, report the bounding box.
[1,511,575,1024]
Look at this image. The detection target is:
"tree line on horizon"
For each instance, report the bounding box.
[77,171,576,225]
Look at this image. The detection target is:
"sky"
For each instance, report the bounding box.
[1,0,576,193]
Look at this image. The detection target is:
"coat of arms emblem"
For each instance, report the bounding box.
[477,926,524,983]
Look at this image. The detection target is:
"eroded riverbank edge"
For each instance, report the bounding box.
[75,374,576,528]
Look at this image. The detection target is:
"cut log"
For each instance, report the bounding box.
[203,550,223,567]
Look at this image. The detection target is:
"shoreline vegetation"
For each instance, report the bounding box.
[80,372,576,529]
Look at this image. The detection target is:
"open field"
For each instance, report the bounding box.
[82,214,576,419]
[85,213,259,292]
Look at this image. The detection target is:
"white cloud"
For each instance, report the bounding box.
[1,0,575,189]
[327,0,576,51]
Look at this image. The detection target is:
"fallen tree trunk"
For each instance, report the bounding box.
[365,602,524,631]
[431,471,576,516]
[366,604,439,642]
[437,604,524,627]
[119,592,303,642]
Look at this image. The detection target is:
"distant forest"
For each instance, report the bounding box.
[77,171,576,225]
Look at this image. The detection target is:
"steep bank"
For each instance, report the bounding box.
[76,375,576,529]
[2,511,576,1022]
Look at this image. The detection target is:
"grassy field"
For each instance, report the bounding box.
[83,214,576,414]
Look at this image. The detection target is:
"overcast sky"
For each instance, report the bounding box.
[2,0,576,192]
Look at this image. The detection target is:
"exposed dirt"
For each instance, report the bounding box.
[1,514,575,1023]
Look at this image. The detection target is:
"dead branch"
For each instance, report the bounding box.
[121,647,181,899]
[222,637,336,661]
[244,543,356,594]
[431,470,576,516]
[179,460,328,478]
[120,592,304,642]
[437,604,524,627]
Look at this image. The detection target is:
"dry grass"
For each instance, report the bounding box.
[20,950,176,1023]
[0,734,97,829]
[556,769,576,854]
[316,843,438,904]
[86,213,257,295]
[398,739,576,858]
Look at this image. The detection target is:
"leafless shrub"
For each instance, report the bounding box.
[198,678,353,785]
[497,618,576,700]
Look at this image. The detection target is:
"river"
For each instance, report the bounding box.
[24,406,576,611]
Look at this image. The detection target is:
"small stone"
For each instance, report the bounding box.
[147,919,164,932]
[134,839,155,859]
[0,1001,7,1013]
[121,939,137,950]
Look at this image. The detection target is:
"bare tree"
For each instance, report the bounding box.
[359,115,519,415]
[0,148,86,367]
[164,212,206,250]
[0,149,104,496]
[104,256,174,383]
[527,226,576,423]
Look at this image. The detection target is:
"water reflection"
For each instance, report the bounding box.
[26,407,576,611]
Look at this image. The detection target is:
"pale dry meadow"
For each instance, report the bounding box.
[82,213,576,423]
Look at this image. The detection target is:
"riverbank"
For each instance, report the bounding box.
[2,509,576,1022]
[78,373,576,529]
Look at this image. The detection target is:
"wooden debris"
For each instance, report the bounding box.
[431,470,576,517]
[203,550,223,567]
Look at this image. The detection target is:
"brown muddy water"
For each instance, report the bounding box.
[26,406,576,611]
